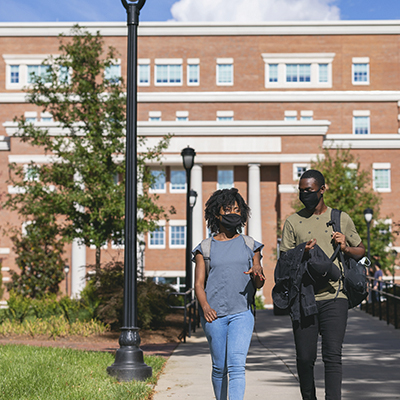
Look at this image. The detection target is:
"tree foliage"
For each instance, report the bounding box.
[293,148,397,272]
[5,26,170,296]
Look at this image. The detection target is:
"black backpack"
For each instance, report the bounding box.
[330,209,369,309]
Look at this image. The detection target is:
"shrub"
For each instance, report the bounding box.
[85,261,174,330]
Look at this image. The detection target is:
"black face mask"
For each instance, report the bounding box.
[220,214,242,232]
[299,188,322,210]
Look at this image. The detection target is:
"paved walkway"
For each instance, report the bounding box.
[152,308,400,400]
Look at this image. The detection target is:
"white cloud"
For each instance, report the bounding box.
[170,0,341,22]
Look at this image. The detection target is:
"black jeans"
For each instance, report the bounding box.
[292,298,348,400]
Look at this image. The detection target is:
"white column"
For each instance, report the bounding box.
[191,164,203,290]
[192,164,203,248]
[71,238,86,298]
[248,163,262,242]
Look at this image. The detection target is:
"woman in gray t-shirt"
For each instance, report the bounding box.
[193,188,264,400]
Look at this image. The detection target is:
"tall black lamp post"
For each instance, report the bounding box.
[364,208,373,261]
[107,0,152,382]
[181,147,196,292]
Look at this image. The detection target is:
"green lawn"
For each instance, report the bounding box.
[0,344,166,400]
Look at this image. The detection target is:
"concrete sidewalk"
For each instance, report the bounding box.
[152,308,400,399]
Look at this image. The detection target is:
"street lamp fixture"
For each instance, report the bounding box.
[364,208,373,261]
[189,189,198,209]
[181,147,196,293]
[107,0,152,382]
[64,265,70,296]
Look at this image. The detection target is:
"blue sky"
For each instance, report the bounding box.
[0,0,399,23]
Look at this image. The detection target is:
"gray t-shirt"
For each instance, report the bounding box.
[193,235,264,317]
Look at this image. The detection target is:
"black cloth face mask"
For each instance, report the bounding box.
[299,188,322,210]
[220,214,242,232]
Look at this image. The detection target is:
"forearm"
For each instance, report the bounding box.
[343,243,365,261]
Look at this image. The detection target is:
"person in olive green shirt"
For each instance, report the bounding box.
[280,169,365,400]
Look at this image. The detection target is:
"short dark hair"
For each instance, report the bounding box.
[300,169,325,187]
[204,188,250,234]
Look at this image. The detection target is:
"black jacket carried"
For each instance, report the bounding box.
[272,243,338,322]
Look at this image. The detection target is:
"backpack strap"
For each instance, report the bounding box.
[330,208,344,298]
[200,237,213,282]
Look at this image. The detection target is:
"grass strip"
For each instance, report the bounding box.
[0,344,165,400]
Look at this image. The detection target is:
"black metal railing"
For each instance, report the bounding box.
[167,288,197,343]
[361,277,400,329]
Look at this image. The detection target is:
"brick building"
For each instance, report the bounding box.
[1,21,400,305]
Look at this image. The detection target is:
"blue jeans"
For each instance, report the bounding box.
[201,309,254,400]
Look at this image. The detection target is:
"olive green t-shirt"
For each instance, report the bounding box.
[280,206,362,301]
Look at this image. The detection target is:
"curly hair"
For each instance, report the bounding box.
[204,188,250,234]
[300,169,325,187]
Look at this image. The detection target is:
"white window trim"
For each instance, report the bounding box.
[216,58,234,86]
[262,53,335,89]
[138,59,150,87]
[169,220,187,249]
[352,57,370,86]
[170,168,187,193]
[149,166,166,194]
[301,110,314,117]
[148,111,162,122]
[3,54,54,90]
[353,110,370,117]
[187,58,200,86]
[373,164,391,193]
[148,221,166,249]
[154,58,183,87]
[176,111,189,122]
[292,163,310,181]
[353,115,370,135]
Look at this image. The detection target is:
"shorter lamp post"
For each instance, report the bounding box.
[364,208,373,261]
[64,265,70,296]
[181,146,196,293]
[138,240,145,281]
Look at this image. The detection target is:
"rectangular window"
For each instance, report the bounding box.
[150,169,166,192]
[285,116,297,121]
[176,111,189,121]
[105,64,121,83]
[353,116,370,135]
[170,169,186,191]
[149,226,165,247]
[24,165,40,182]
[218,169,234,190]
[59,66,69,83]
[170,226,186,247]
[268,64,278,82]
[10,65,20,83]
[27,65,51,83]
[187,64,199,85]
[149,111,161,122]
[353,63,369,84]
[155,64,182,85]
[373,167,391,192]
[217,111,234,121]
[138,64,150,85]
[286,64,311,83]
[318,64,328,83]
[217,61,233,85]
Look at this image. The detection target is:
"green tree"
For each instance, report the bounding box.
[293,148,397,272]
[5,26,169,295]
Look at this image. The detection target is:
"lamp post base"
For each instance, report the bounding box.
[107,327,152,382]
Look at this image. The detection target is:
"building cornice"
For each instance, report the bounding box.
[324,134,400,149]
[0,21,400,37]
[1,91,400,104]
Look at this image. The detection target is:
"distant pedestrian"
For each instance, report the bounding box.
[273,169,365,400]
[193,188,264,400]
[373,262,384,302]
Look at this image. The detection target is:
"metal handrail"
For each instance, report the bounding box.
[362,277,400,329]
[167,288,197,343]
